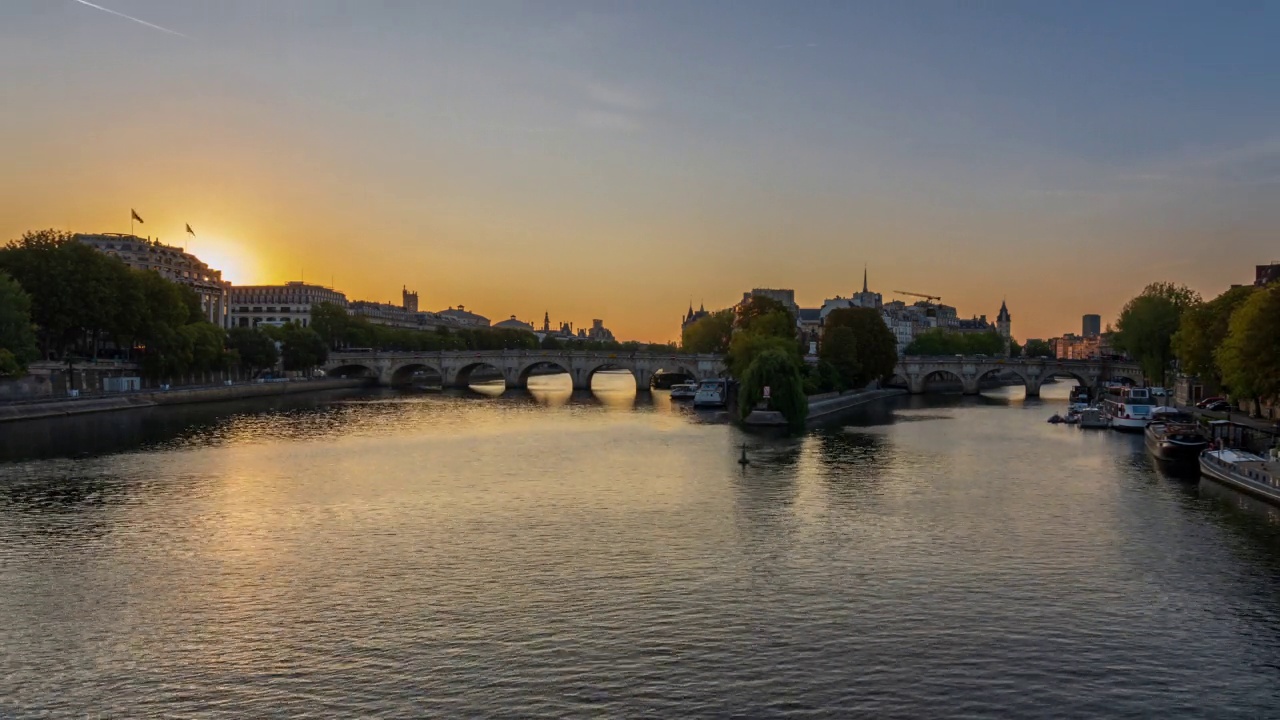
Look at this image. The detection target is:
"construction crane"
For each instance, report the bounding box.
[893,290,942,303]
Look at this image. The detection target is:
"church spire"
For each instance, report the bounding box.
[862,265,868,293]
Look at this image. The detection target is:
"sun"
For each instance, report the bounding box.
[181,235,260,285]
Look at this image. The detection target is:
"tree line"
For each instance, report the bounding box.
[0,230,234,379]
[680,297,898,432]
[1113,280,1280,413]
[0,229,680,381]
[903,328,1011,357]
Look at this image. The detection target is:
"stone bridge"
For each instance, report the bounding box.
[323,350,727,391]
[893,357,1145,397]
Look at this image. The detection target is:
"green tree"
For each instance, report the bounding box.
[0,229,119,357]
[1142,281,1201,313]
[681,309,733,353]
[226,327,279,376]
[143,323,195,379]
[738,347,808,432]
[188,322,229,372]
[1215,284,1280,413]
[0,349,22,378]
[1008,339,1023,358]
[818,325,858,390]
[1172,284,1256,386]
[310,301,350,350]
[1114,283,1199,386]
[277,322,329,373]
[823,307,898,386]
[0,269,38,374]
[727,332,799,379]
[963,331,1007,356]
[735,295,794,332]
[1023,339,1053,358]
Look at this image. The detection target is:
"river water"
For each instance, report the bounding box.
[3,374,1280,718]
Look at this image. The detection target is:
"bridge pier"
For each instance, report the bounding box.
[633,369,653,392]
[505,366,526,390]
[906,373,925,394]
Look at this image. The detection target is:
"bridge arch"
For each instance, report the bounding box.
[585,361,645,392]
[389,362,444,387]
[919,369,966,394]
[656,363,700,381]
[327,363,378,380]
[517,360,573,389]
[454,361,508,393]
[975,366,1027,394]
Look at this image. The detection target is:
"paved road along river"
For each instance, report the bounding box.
[3,374,1280,717]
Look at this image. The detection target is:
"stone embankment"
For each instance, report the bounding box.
[743,388,907,426]
[0,378,367,423]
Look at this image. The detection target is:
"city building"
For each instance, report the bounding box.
[955,315,994,333]
[228,281,348,328]
[996,301,1011,342]
[739,288,799,319]
[851,268,882,309]
[1082,314,1101,338]
[438,305,489,328]
[1257,262,1280,287]
[681,302,710,333]
[586,319,615,342]
[76,233,229,326]
[1050,333,1099,360]
[349,300,420,329]
[798,308,822,346]
[494,315,535,332]
[402,287,419,313]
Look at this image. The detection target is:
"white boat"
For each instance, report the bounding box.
[1200,448,1280,506]
[669,383,698,400]
[1103,386,1154,432]
[693,379,729,408]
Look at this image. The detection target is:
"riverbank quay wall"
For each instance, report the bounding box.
[0,378,366,423]
[0,360,318,401]
[743,388,908,426]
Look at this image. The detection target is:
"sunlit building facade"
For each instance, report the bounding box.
[76,233,229,326]
[229,282,347,329]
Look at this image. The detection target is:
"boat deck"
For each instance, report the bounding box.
[1201,450,1280,503]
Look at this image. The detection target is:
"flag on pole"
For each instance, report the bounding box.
[131,209,144,224]
[186,223,195,236]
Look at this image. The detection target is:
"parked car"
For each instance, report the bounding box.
[1149,387,1166,397]
[1203,400,1232,411]
[1196,396,1226,409]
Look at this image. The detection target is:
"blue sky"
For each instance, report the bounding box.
[1,1,1277,340]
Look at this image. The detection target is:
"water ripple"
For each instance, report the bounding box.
[4,382,1280,717]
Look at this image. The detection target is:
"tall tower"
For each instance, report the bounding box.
[543,311,551,333]
[996,299,1012,340]
[402,286,418,313]
[863,265,868,294]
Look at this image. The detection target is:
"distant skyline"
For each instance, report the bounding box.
[2,1,1277,341]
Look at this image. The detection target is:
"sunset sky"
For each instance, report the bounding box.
[2,1,1277,342]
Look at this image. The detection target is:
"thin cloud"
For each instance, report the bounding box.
[70,0,188,38]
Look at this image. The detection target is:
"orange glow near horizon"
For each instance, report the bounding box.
[182,234,260,287]
[1,3,1274,344]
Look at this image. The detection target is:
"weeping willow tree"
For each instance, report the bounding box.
[738,347,808,433]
